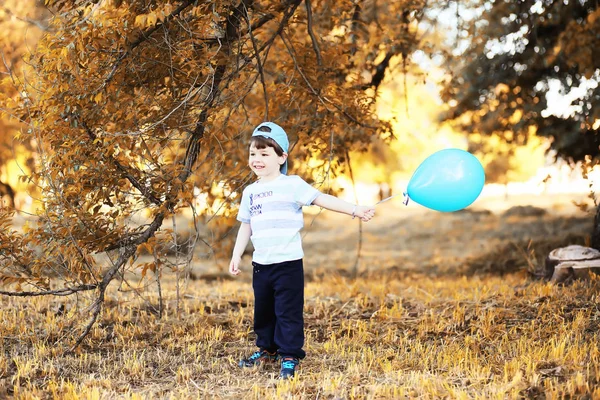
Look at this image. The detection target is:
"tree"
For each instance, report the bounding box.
[0,0,444,347]
[0,0,49,208]
[440,0,600,245]
[467,131,547,197]
[442,0,600,162]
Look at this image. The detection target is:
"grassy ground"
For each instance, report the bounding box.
[1,193,599,399]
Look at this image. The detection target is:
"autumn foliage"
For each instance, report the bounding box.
[0,0,438,345]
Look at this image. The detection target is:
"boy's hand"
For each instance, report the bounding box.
[229,257,241,276]
[355,205,375,222]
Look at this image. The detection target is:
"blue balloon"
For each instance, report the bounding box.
[407,148,485,212]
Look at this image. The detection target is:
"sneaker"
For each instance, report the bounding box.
[279,356,299,379]
[238,350,278,368]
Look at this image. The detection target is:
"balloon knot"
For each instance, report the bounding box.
[402,192,409,206]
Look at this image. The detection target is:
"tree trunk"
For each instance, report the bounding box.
[592,203,600,250]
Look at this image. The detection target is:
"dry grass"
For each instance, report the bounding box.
[1,194,599,399]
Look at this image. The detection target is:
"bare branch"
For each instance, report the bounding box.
[280,31,380,130]
[104,210,166,252]
[202,0,302,104]
[73,211,165,348]
[244,3,269,120]
[305,0,322,66]
[250,13,275,31]
[0,284,97,297]
[154,247,163,319]
[70,247,131,351]
[70,297,101,351]
[256,0,304,54]
[349,0,361,59]
[344,148,362,278]
[364,51,394,91]
[248,0,306,33]
[1,6,51,32]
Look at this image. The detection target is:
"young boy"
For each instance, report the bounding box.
[229,122,375,379]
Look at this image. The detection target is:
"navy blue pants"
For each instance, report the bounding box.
[252,258,305,359]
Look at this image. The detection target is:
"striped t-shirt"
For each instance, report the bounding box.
[237,174,321,265]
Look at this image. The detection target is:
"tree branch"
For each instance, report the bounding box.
[72,212,165,349]
[364,51,394,91]
[179,0,260,183]
[96,0,197,93]
[344,148,362,278]
[197,0,302,101]
[244,3,269,120]
[103,1,264,253]
[280,31,381,130]
[349,1,361,59]
[256,0,304,54]
[78,117,163,207]
[1,6,50,32]
[250,12,275,31]
[0,284,97,297]
[305,0,322,66]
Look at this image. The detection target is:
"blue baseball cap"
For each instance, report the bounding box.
[252,122,289,174]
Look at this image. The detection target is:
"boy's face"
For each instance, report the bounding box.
[249,143,287,180]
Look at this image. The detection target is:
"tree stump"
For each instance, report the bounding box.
[546,245,600,283]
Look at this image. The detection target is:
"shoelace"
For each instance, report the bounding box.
[281,360,297,369]
[249,351,263,361]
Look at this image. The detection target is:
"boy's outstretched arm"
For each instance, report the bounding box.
[229,222,251,275]
[312,194,375,222]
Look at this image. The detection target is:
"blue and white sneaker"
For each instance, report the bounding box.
[238,349,278,368]
[279,356,299,379]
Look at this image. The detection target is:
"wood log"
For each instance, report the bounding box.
[546,245,600,283]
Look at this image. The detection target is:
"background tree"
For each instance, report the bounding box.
[468,132,547,197]
[440,0,600,244]
[0,0,449,347]
[0,0,48,208]
[442,0,600,161]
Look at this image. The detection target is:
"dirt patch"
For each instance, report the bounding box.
[298,193,593,279]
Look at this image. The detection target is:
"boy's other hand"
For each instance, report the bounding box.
[355,205,375,222]
[229,257,241,275]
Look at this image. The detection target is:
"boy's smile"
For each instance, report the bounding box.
[249,143,287,181]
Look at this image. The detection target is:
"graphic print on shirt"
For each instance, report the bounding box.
[249,190,273,217]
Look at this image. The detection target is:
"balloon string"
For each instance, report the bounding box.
[376,192,409,206]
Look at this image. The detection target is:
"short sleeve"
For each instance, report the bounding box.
[237,187,251,224]
[293,176,321,206]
